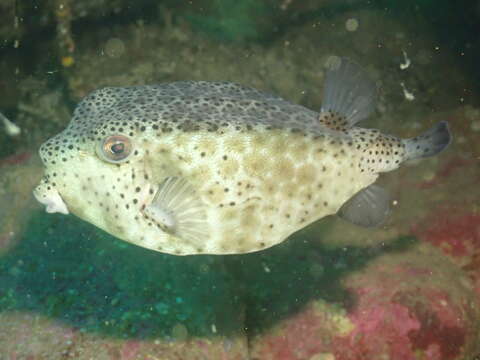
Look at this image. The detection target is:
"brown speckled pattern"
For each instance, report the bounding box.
[34,81,407,255]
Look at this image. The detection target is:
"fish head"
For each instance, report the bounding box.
[36,125,150,222]
[33,87,177,250]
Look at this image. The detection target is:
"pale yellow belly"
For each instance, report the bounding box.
[169,130,376,254]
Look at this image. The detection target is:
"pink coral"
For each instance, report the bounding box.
[411,208,480,258]
[252,246,479,360]
[120,340,140,360]
[251,303,331,360]
[333,303,420,360]
[332,257,472,360]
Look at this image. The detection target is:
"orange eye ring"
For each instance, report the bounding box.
[97,135,133,163]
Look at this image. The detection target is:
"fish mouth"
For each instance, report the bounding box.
[33,183,69,215]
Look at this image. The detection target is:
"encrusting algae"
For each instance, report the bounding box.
[33,57,451,255]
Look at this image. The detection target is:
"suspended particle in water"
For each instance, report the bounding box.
[105,38,126,58]
[345,18,359,32]
[171,322,189,341]
[0,112,21,136]
[324,55,342,71]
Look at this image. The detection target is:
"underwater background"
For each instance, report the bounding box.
[1,0,480,359]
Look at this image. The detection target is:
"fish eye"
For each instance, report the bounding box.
[97,135,133,163]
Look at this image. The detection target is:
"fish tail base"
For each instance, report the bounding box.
[403,121,452,160]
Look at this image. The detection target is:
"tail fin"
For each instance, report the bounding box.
[403,121,452,160]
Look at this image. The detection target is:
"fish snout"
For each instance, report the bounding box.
[33,182,69,215]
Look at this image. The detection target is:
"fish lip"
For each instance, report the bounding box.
[33,185,69,215]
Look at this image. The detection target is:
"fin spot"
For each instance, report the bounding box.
[320,57,377,127]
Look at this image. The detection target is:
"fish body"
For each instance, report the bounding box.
[34,58,451,255]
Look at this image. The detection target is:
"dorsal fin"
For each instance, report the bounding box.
[319,57,377,131]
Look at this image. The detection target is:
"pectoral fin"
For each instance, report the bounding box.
[143,176,208,245]
[338,184,391,227]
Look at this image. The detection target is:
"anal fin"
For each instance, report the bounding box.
[338,184,391,227]
[143,176,208,245]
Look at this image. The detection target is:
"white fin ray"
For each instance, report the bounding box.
[143,176,208,246]
[320,57,377,127]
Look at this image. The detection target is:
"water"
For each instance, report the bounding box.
[0,1,479,359]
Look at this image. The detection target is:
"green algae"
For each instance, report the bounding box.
[185,0,271,42]
[0,211,243,338]
[0,209,416,339]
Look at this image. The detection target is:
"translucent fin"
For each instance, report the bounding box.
[320,57,377,128]
[338,184,391,227]
[403,121,452,160]
[143,176,208,245]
